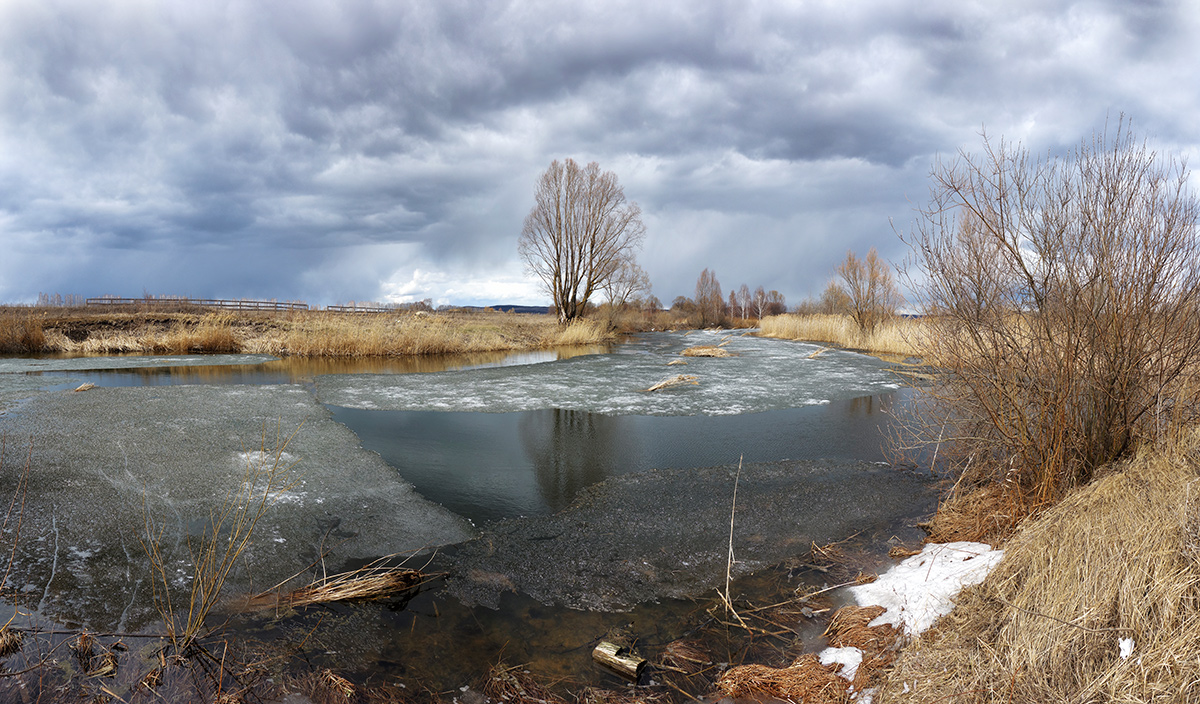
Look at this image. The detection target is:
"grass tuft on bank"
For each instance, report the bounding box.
[757,313,921,357]
[876,430,1200,702]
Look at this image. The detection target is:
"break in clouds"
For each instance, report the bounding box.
[1,0,1197,306]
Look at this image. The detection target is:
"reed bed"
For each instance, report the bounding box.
[0,310,45,353]
[758,314,923,357]
[16,309,614,358]
[876,430,1200,702]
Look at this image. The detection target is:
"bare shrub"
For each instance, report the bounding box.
[901,122,1200,507]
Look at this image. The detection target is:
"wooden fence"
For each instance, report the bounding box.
[86,297,309,312]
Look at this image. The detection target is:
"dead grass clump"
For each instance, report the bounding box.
[251,559,432,611]
[920,483,1023,545]
[823,605,900,690]
[0,311,46,353]
[483,663,568,704]
[644,374,698,392]
[551,318,606,346]
[656,639,712,676]
[0,627,23,658]
[576,686,668,704]
[716,654,848,703]
[680,345,733,358]
[877,432,1200,702]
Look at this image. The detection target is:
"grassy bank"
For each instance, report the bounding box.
[0,307,612,357]
[758,313,922,357]
[876,431,1200,702]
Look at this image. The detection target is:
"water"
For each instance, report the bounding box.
[330,395,903,524]
[0,331,936,698]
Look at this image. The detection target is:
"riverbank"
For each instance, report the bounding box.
[869,430,1200,702]
[0,306,613,356]
[758,313,923,358]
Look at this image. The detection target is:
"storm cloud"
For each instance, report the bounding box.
[1,0,1197,306]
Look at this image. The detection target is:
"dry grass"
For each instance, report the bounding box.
[758,313,924,357]
[243,554,437,612]
[680,346,734,358]
[482,663,568,704]
[716,654,849,703]
[823,605,901,691]
[0,311,45,353]
[876,431,1200,702]
[16,308,615,358]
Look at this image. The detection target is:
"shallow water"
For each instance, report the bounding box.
[0,331,935,697]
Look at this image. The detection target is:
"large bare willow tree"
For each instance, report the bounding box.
[519,159,646,323]
[903,122,1200,508]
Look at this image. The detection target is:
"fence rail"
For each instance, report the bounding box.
[86,297,309,311]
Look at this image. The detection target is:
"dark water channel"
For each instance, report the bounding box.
[330,395,900,525]
[0,334,937,699]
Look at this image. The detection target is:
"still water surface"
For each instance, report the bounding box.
[0,331,934,695]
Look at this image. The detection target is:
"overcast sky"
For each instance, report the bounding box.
[1,1,1197,308]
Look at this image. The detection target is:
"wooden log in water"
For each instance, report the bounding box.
[592,640,646,681]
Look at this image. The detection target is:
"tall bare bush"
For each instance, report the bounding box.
[902,123,1200,507]
[835,248,902,334]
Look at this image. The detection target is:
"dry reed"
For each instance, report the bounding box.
[716,654,849,703]
[0,311,45,353]
[482,663,568,704]
[758,313,923,357]
[29,309,615,358]
[246,555,435,611]
[680,346,734,358]
[877,431,1200,702]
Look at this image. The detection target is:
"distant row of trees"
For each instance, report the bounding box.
[666,269,787,327]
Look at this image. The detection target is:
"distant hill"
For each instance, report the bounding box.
[458,304,552,315]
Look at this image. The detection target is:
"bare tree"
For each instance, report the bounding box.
[819,280,851,315]
[602,256,652,310]
[902,122,1200,507]
[835,248,902,334]
[519,159,646,323]
[751,286,768,320]
[737,284,751,320]
[694,268,724,327]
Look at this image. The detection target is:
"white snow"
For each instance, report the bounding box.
[820,646,864,681]
[818,541,1005,701]
[1119,637,1135,660]
[846,541,1004,636]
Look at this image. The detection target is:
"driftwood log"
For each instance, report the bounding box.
[592,640,646,681]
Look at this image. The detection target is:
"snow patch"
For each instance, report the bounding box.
[820,646,863,681]
[847,541,1004,637]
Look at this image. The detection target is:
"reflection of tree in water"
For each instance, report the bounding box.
[519,408,624,512]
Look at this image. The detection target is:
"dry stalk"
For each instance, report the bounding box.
[141,422,304,654]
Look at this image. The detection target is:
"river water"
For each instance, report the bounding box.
[0,329,936,696]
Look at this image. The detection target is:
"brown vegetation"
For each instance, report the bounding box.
[901,123,1200,508]
[835,247,903,334]
[877,431,1200,702]
[758,313,922,357]
[2,307,615,357]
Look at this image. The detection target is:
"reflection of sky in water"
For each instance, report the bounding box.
[317,330,903,416]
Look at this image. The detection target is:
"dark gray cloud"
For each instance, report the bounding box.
[1,0,1197,307]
